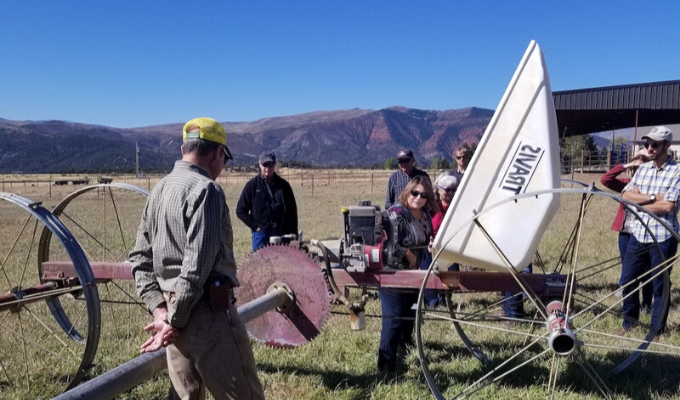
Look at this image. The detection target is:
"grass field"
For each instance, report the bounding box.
[1,171,680,400]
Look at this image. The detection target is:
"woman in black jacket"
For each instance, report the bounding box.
[378,175,438,373]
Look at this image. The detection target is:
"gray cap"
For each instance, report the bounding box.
[259,151,276,164]
[641,126,673,142]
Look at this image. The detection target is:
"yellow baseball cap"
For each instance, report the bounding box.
[183,117,232,161]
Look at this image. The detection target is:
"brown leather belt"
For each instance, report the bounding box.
[162,284,233,308]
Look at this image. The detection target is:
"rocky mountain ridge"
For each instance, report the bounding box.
[0,107,493,173]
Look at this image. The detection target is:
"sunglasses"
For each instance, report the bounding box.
[456,155,468,160]
[644,141,664,150]
[439,186,456,193]
[410,189,429,199]
[222,145,233,164]
[397,158,413,164]
[261,162,275,168]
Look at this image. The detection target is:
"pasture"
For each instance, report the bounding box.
[1,171,680,400]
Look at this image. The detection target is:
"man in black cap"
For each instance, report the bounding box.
[237,151,298,251]
[385,149,430,209]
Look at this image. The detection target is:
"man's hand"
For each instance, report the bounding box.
[140,305,179,353]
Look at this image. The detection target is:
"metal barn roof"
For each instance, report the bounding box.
[553,80,680,136]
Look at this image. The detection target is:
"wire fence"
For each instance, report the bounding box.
[0,170,450,200]
[1,154,640,200]
[560,149,634,175]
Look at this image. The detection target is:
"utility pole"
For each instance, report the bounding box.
[135,142,140,178]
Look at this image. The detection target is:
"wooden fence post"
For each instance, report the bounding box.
[371,173,374,193]
[581,150,585,172]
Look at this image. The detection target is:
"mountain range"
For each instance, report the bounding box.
[0,107,493,173]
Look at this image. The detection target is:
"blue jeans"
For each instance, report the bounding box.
[251,227,283,251]
[618,232,652,310]
[420,252,459,307]
[620,235,676,332]
[378,289,418,372]
[419,251,441,307]
[502,264,533,318]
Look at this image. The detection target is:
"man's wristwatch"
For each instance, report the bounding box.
[649,194,657,203]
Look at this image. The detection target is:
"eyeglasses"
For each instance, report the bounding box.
[456,155,468,160]
[261,162,275,168]
[397,158,412,164]
[439,186,456,193]
[644,141,664,150]
[410,189,429,199]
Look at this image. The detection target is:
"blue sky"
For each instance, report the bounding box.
[1,1,678,128]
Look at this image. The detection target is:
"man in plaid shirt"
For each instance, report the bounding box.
[619,126,680,340]
[130,118,265,400]
[385,149,430,209]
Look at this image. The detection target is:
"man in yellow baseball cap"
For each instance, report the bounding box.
[183,117,233,163]
[131,117,265,399]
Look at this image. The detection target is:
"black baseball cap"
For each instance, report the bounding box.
[397,149,414,160]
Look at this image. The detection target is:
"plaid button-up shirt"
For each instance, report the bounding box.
[130,161,239,329]
[623,158,680,243]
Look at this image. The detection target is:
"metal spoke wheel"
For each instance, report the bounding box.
[39,184,150,378]
[416,188,680,399]
[0,192,99,398]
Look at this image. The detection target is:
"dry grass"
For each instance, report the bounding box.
[1,172,680,400]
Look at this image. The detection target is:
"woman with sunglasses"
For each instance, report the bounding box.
[600,146,653,311]
[378,175,438,373]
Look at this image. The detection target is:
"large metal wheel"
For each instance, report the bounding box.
[416,188,680,399]
[0,192,100,398]
[38,184,150,378]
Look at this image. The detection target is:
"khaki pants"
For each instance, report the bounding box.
[166,304,265,400]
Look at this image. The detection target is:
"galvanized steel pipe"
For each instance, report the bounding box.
[53,287,293,400]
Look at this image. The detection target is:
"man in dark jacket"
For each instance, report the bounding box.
[385,149,430,209]
[237,151,298,250]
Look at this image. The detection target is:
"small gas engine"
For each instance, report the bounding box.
[337,200,400,272]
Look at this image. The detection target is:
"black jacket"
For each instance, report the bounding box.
[236,173,298,235]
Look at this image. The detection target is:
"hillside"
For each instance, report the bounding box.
[0,107,493,173]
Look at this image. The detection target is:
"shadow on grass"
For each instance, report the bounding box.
[257,362,388,400]
[575,281,621,293]
[257,336,680,400]
[669,287,680,309]
[423,342,680,400]
[558,353,680,400]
